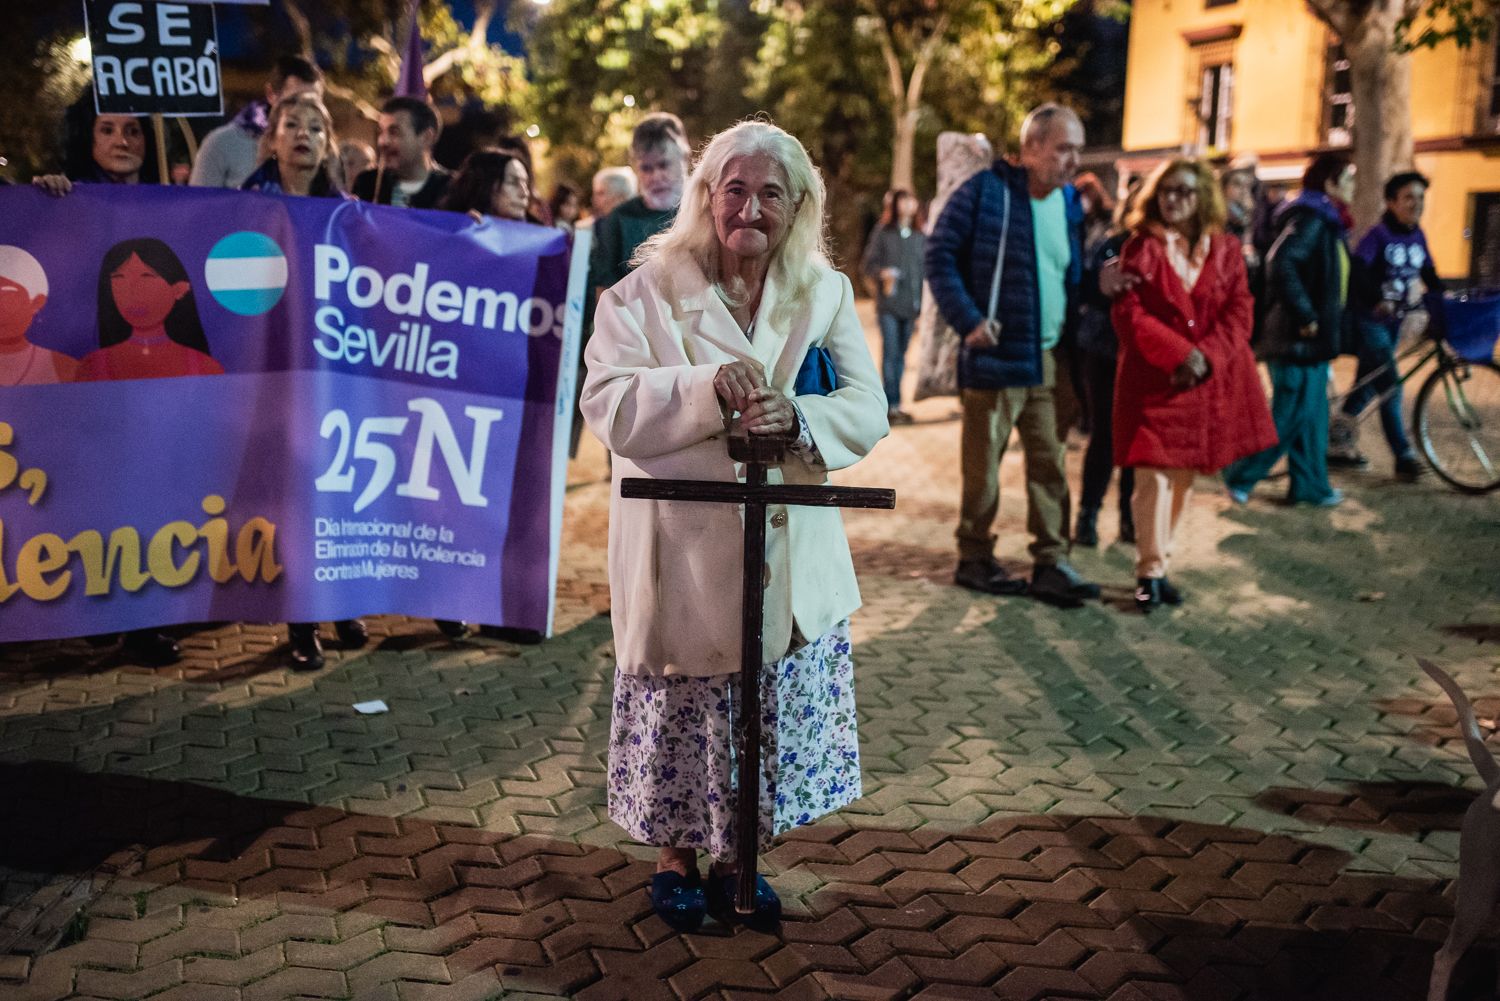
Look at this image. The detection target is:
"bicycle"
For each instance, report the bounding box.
[1332,289,1500,494]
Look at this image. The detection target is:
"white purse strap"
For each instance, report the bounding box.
[985,178,1012,325]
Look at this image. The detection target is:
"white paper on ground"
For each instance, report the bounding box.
[352,700,389,715]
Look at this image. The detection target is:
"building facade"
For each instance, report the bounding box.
[1119,0,1500,282]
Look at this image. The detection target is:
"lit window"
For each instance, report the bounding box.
[1199,62,1234,150]
[1326,44,1354,147]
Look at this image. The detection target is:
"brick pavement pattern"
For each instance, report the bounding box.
[0,311,1497,1000]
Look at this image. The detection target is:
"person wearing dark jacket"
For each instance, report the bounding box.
[926,103,1100,607]
[1328,171,1445,480]
[1224,153,1356,507]
[1074,209,1138,548]
[351,96,451,209]
[861,189,926,423]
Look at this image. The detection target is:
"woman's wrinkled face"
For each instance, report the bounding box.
[492,159,531,221]
[1156,170,1199,230]
[111,253,189,331]
[93,116,145,179]
[274,105,329,171]
[712,153,796,262]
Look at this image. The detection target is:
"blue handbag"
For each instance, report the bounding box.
[793,345,837,396]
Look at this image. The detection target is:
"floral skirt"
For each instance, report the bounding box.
[608,620,860,861]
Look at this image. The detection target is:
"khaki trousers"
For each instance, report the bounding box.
[956,350,1069,565]
[1131,467,1196,578]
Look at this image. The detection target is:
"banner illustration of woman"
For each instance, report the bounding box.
[0,245,75,385]
[77,238,225,381]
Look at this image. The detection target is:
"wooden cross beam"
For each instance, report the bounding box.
[620,429,895,915]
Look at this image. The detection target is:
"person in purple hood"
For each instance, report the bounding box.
[1328,171,1445,480]
[189,56,323,189]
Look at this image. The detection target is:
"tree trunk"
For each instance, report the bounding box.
[892,105,918,193]
[1306,0,1421,233]
[1344,21,1413,232]
[873,12,950,194]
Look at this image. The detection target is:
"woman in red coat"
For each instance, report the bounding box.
[1111,158,1277,612]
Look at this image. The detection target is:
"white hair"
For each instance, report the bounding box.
[632,119,829,315]
[1020,103,1082,148]
[592,166,637,199]
[0,246,48,300]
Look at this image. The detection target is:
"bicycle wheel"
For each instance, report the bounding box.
[1413,359,1500,493]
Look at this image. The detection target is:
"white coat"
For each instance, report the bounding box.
[581,251,889,678]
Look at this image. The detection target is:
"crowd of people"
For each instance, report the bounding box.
[3,53,1454,934]
[19,56,596,669]
[915,105,1443,613]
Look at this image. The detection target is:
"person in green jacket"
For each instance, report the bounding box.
[572,113,690,457]
[1224,152,1356,507]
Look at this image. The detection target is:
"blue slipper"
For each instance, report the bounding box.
[706,871,781,932]
[650,870,705,932]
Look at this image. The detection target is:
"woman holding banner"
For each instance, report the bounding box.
[240,93,343,198]
[582,120,887,933]
[31,88,159,195]
[239,91,369,668]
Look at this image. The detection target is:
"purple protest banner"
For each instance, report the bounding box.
[0,184,588,642]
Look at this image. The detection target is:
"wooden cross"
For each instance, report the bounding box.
[620,426,895,914]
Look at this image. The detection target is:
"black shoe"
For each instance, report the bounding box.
[706,871,781,932]
[1394,456,1424,482]
[1073,509,1099,548]
[1158,578,1184,606]
[334,619,368,648]
[954,557,1029,596]
[287,624,325,672]
[1135,577,1163,614]
[1030,561,1100,608]
[435,619,472,640]
[120,630,181,667]
[1327,451,1371,470]
[1118,514,1136,545]
[650,870,706,933]
[478,625,546,645]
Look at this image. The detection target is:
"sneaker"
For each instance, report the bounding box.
[1225,485,1250,505]
[1158,578,1185,606]
[955,557,1029,596]
[1292,489,1345,508]
[1394,456,1424,482]
[1031,561,1099,607]
[1329,414,1360,454]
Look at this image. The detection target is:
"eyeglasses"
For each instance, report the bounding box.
[1158,185,1199,200]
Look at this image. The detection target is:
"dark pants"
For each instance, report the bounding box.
[877,312,914,409]
[1341,318,1414,461]
[1225,361,1334,503]
[1078,347,1135,520]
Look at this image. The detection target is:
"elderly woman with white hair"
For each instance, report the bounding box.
[582,120,888,932]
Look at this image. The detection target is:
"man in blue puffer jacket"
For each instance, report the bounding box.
[926,103,1100,607]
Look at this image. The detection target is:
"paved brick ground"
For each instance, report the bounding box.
[0,305,1497,1000]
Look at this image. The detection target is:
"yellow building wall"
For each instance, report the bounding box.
[1123,0,1500,278]
[1417,150,1500,276]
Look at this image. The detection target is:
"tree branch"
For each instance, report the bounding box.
[280,0,315,58]
[907,10,952,109]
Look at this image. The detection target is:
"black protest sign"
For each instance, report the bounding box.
[84,1,222,117]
